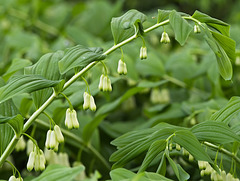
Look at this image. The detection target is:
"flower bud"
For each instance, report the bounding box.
[107,77,112,92]
[9,176,17,181]
[194,24,201,33]
[15,136,26,152]
[117,59,127,75]
[71,109,79,128]
[49,131,57,149]
[65,108,73,129]
[182,148,189,156]
[140,46,147,59]
[27,139,34,155]
[188,154,194,161]
[83,92,90,110]
[89,96,96,111]
[200,170,205,177]
[221,171,226,181]
[98,74,104,91]
[169,143,172,151]
[59,152,70,167]
[16,178,23,181]
[27,151,35,171]
[160,32,170,44]
[54,125,64,143]
[103,76,108,92]
[176,143,181,151]
[34,154,40,171]
[39,150,46,171]
[45,130,51,149]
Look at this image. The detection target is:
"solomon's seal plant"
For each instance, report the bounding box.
[0,4,239,181]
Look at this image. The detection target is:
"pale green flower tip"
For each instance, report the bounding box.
[103,76,108,92]
[160,32,170,44]
[140,46,147,59]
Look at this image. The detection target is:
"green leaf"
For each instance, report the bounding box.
[138,140,166,172]
[111,9,146,44]
[137,80,168,88]
[110,128,174,169]
[211,96,240,124]
[0,114,24,137]
[157,153,167,175]
[25,51,64,108]
[192,10,230,36]
[157,10,171,23]
[0,98,19,155]
[0,75,61,104]
[191,121,240,144]
[32,165,85,181]
[169,10,192,46]
[203,25,233,80]
[173,130,213,163]
[82,114,108,144]
[58,45,106,74]
[211,31,236,62]
[144,172,173,181]
[165,150,190,181]
[2,58,32,81]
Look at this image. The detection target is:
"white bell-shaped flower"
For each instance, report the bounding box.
[160,32,170,44]
[27,151,35,171]
[49,131,57,149]
[140,46,147,59]
[83,92,90,110]
[27,139,34,155]
[89,95,96,111]
[54,125,64,143]
[65,108,79,129]
[117,59,127,75]
[45,130,51,149]
[9,176,17,181]
[98,74,104,91]
[15,136,26,152]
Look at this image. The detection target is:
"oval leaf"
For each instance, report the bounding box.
[0,75,61,104]
[111,9,146,44]
[169,10,192,46]
[58,45,106,74]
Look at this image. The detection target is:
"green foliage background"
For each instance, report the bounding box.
[0,0,240,180]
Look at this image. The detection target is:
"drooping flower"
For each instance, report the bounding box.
[27,151,35,171]
[54,125,64,143]
[49,131,57,149]
[8,175,17,181]
[83,92,91,110]
[160,32,170,44]
[27,139,34,155]
[98,74,104,91]
[117,59,127,75]
[140,46,147,59]
[15,136,26,152]
[45,130,51,149]
[89,95,96,111]
[194,24,201,33]
[65,108,79,129]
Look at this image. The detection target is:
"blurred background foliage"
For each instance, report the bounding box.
[0,0,240,180]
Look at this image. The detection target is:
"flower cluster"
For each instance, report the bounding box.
[45,125,64,151]
[194,24,201,33]
[44,149,70,166]
[198,161,239,181]
[98,75,112,92]
[117,59,127,75]
[8,176,23,181]
[160,32,170,44]
[27,148,46,172]
[140,46,147,59]
[150,88,170,104]
[65,108,80,129]
[83,92,97,111]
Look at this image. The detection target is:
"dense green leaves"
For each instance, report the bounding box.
[169,10,192,46]
[211,96,240,123]
[58,45,106,74]
[25,51,64,108]
[191,121,240,144]
[0,75,61,104]
[192,10,230,36]
[173,130,213,163]
[111,9,146,44]
[32,165,85,181]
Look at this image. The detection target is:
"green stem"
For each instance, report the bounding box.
[22,133,38,149]
[203,141,240,165]
[81,76,90,93]
[100,61,108,75]
[0,14,204,167]
[6,160,21,177]
[59,92,73,110]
